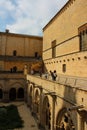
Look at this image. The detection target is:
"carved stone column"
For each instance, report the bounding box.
[3,90,9,102]
[3,78,10,102]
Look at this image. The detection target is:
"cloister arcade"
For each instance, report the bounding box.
[26,82,78,130]
[0,82,25,102]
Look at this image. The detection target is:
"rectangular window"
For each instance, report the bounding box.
[79,23,87,51]
[13,50,17,56]
[51,40,56,58]
[62,64,66,73]
[35,52,38,57]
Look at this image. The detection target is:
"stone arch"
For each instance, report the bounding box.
[56,108,75,130]
[0,89,3,99]
[9,82,24,101]
[17,87,24,99]
[9,88,16,101]
[42,96,51,130]
[28,85,33,108]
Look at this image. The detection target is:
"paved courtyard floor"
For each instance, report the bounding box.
[0,102,39,130]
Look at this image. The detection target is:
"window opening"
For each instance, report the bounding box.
[62,64,66,73]
[13,50,17,56]
[79,23,87,51]
[51,40,56,58]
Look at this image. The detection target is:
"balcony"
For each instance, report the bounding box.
[0,55,42,62]
[27,73,87,91]
[0,71,25,79]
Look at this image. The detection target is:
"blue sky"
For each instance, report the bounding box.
[0,0,68,36]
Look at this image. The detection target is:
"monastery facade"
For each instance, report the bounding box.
[26,0,87,130]
[0,0,87,130]
[0,31,43,102]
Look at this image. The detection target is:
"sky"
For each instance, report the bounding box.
[0,0,68,36]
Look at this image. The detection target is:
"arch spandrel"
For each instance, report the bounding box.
[56,108,75,130]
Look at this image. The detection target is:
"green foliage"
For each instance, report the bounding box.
[0,105,24,130]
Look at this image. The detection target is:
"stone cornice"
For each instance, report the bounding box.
[0,31,42,40]
[78,23,87,34]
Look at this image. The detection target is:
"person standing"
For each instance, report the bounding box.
[53,70,57,81]
[50,70,54,80]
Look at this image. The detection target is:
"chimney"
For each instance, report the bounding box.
[5,29,9,33]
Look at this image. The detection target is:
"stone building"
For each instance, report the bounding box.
[0,30,43,102]
[0,30,43,72]
[26,0,87,130]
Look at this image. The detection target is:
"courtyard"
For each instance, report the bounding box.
[0,102,39,130]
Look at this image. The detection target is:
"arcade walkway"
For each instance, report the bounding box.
[0,102,39,130]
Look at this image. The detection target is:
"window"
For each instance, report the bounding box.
[79,23,87,51]
[51,40,56,58]
[13,50,17,56]
[62,64,66,73]
[35,52,38,57]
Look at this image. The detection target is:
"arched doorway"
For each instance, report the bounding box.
[9,88,16,101]
[56,108,75,130]
[42,96,51,130]
[17,88,24,99]
[13,50,17,56]
[0,89,3,99]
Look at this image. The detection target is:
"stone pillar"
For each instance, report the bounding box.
[3,78,10,102]
[51,95,56,130]
[31,83,35,115]
[3,90,9,102]
[78,114,84,130]
[25,81,28,103]
[38,87,43,127]
[80,116,83,130]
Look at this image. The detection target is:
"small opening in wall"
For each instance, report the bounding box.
[72,58,74,61]
[35,52,38,57]
[13,50,17,56]
[67,59,70,61]
[82,98,84,102]
[84,56,87,59]
[78,57,81,60]
[62,64,66,73]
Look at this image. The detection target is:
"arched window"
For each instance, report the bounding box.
[0,89,3,99]
[17,88,24,98]
[35,52,38,57]
[9,88,16,101]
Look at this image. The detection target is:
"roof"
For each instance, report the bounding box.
[0,31,43,39]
